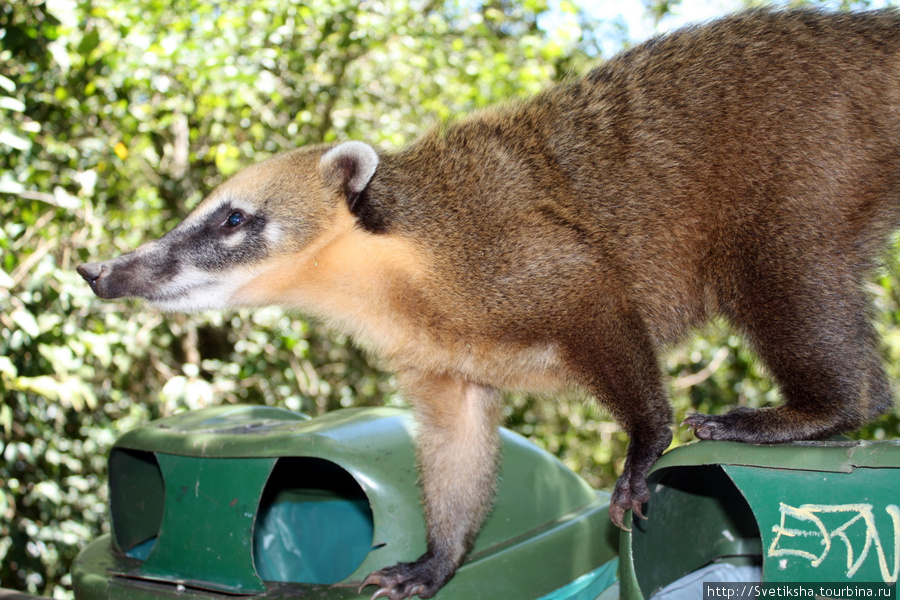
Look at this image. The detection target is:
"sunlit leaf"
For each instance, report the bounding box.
[0,97,26,112]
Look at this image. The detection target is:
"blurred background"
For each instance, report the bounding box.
[3,0,900,596]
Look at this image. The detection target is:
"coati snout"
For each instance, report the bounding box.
[80,9,900,600]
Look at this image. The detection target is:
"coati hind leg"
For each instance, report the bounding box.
[361,372,503,600]
[685,268,893,442]
[565,309,674,529]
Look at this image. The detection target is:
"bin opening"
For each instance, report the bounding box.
[252,456,375,585]
[632,464,762,597]
[108,448,164,557]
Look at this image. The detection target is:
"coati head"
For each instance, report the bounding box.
[77,142,380,312]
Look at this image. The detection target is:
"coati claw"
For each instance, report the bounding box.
[359,560,446,600]
[609,466,651,531]
[632,501,648,521]
[683,412,718,439]
[608,502,630,531]
[359,572,423,600]
[608,495,648,531]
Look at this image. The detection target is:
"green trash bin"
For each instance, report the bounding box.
[71,405,619,600]
[619,439,900,599]
[70,405,900,599]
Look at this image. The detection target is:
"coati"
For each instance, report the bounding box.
[78,8,900,600]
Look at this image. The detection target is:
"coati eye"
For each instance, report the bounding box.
[223,210,246,228]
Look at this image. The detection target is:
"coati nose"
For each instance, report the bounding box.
[76,262,105,293]
[77,261,103,282]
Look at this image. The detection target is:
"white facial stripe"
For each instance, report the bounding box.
[147,265,258,312]
[221,228,248,248]
[185,195,258,228]
[164,264,217,290]
[264,221,283,246]
[185,196,229,227]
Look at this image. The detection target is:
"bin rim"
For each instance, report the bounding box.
[650,438,900,475]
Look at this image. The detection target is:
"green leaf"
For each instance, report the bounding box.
[0,268,14,289]
[10,307,39,338]
[0,129,31,151]
[77,28,101,56]
[0,75,15,94]
[0,355,17,380]
[0,97,26,112]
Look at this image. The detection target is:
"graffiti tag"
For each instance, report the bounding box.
[768,502,900,583]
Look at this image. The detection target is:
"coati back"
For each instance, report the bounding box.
[78,9,900,600]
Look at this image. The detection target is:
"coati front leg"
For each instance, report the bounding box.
[361,372,503,600]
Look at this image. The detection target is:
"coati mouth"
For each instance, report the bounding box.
[77,256,255,313]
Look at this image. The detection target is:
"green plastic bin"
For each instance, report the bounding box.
[71,405,619,600]
[619,439,900,599]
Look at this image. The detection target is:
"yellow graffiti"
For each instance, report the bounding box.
[768,502,900,583]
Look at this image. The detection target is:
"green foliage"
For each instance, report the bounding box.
[2,0,900,597]
[0,0,598,595]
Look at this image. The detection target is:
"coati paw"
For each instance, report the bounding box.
[359,556,452,600]
[683,411,731,440]
[608,467,650,531]
[683,408,763,442]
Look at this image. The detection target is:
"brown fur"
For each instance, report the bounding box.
[79,9,900,600]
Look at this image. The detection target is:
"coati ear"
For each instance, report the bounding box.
[319,141,379,214]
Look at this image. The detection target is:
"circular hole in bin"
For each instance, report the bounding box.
[632,465,762,598]
[108,448,164,559]
[253,457,375,585]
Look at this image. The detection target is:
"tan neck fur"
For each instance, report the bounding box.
[234,206,427,357]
